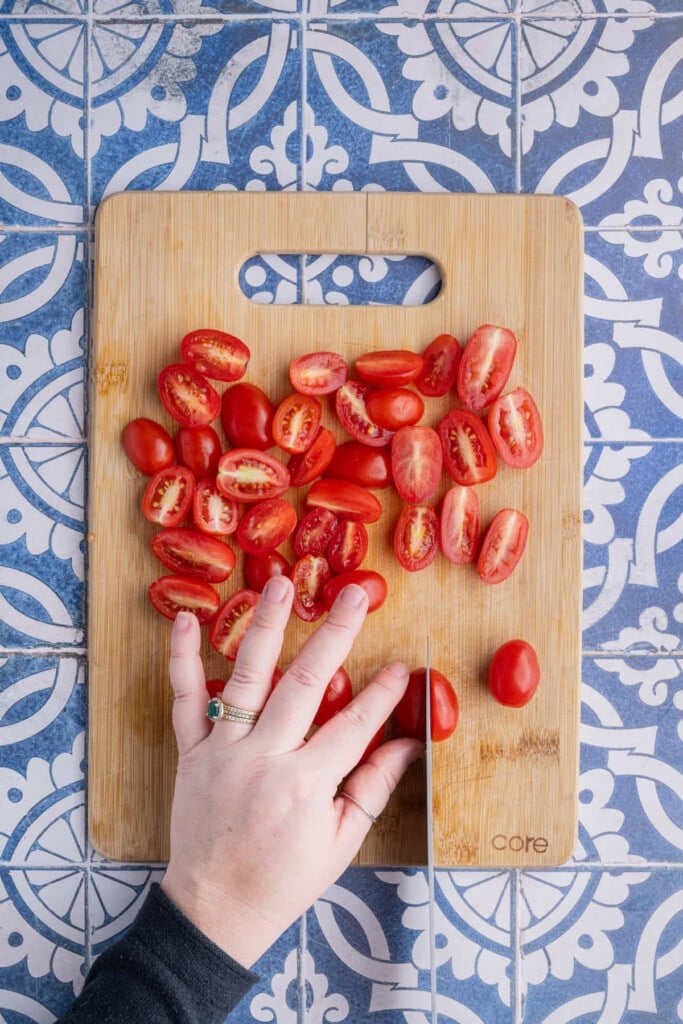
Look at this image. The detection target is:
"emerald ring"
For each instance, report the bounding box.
[207,697,260,725]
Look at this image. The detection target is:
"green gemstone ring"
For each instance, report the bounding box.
[207,697,260,725]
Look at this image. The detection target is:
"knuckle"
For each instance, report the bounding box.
[367,759,399,799]
[286,662,321,691]
[340,701,372,732]
[226,663,264,690]
[323,608,355,635]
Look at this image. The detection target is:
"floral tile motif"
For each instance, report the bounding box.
[579,656,683,865]
[521,14,683,228]
[90,20,301,205]
[308,0,517,12]
[304,254,441,306]
[240,253,302,305]
[306,20,516,192]
[230,923,301,1024]
[520,867,683,1023]
[0,21,87,226]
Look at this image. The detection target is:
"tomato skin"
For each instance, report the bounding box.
[487,388,544,469]
[307,478,382,524]
[457,324,517,411]
[288,428,336,487]
[394,504,439,572]
[180,328,250,382]
[294,507,339,558]
[192,477,240,536]
[292,555,331,622]
[221,383,274,450]
[209,589,259,660]
[216,449,290,503]
[327,520,368,574]
[151,527,236,583]
[273,393,322,455]
[289,351,349,395]
[206,678,226,698]
[322,570,388,613]
[477,508,529,584]
[122,418,175,475]
[366,388,425,431]
[142,465,195,527]
[335,381,394,448]
[438,410,498,486]
[415,333,461,397]
[243,551,291,592]
[488,639,540,707]
[355,350,423,387]
[313,667,353,727]
[236,498,297,555]
[324,442,392,489]
[175,425,222,479]
[158,363,221,428]
[394,668,459,742]
[148,575,220,624]
[391,426,442,504]
[440,486,480,564]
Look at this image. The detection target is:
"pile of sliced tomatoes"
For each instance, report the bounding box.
[123,325,544,739]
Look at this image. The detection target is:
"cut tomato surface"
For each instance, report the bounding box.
[289,351,348,395]
[307,478,382,524]
[457,324,517,411]
[391,426,442,504]
[366,388,424,431]
[477,508,529,584]
[174,425,222,479]
[151,527,236,583]
[148,575,220,624]
[243,551,291,592]
[438,409,497,486]
[209,589,259,660]
[221,383,274,450]
[236,498,297,555]
[158,363,221,427]
[216,449,290,502]
[487,387,544,469]
[122,418,175,475]
[192,477,240,536]
[355,350,423,387]
[142,465,195,527]
[180,328,250,382]
[322,570,388,613]
[273,393,322,455]
[394,668,459,742]
[294,507,339,557]
[415,333,461,397]
[292,555,331,622]
[326,519,368,574]
[440,485,479,564]
[335,381,394,448]
[393,504,439,572]
[324,442,392,489]
[288,427,336,487]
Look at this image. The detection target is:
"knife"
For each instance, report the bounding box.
[425,636,438,1024]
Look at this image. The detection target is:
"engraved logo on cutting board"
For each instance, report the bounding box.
[491,834,549,853]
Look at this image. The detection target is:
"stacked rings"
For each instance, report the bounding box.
[207,697,260,725]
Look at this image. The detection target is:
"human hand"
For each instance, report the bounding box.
[160,577,424,967]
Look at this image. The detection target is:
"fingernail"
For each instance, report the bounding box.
[388,662,409,680]
[174,612,191,632]
[263,575,291,603]
[339,584,368,608]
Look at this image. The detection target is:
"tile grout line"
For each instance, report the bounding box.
[514,3,521,193]
[513,869,523,1024]
[298,911,307,1024]
[301,12,308,303]
[1,11,681,21]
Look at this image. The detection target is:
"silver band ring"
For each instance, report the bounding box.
[207,697,260,725]
[341,791,377,824]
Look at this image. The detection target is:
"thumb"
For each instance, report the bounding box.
[169,612,212,756]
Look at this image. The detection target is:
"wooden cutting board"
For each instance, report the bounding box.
[90,192,583,867]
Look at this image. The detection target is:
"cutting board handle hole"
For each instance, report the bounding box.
[239,254,442,306]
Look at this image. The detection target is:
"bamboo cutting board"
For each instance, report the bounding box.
[90,192,583,867]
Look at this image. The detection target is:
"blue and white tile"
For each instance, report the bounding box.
[584,229,682,443]
[0,21,86,227]
[90,20,301,204]
[240,253,302,305]
[306,19,516,192]
[521,14,683,228]
[583,442,683,652]
[230,923,301,1024]
[307,1,518,18]
[304,254,441,306]
[520,868,683,1023]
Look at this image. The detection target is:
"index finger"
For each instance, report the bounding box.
[253,585,369,754]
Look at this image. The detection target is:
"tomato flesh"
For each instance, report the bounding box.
[236,498,297,555]
[292,555,331,622]
[366,388,424,431]
[313,667,353,727]
[307,478,382,524]
[217,449,290,502]
[174,425,221,479]
[327,520,368,574]
[322,570,388,613]
[289,351,348,395]
[243,551,291,592]
[180,328,250,382]
[122,418,175,475]
[394,668,459,742]
[221,383,274,450]
[324,442,392,489]
[158,363,221,428]
[438,410,497,486]
[148,575,219,624]
[488,639,540,707]
[335,381,394,448]
[488,387,544,469]
[416,333,461,397]
[394,504,439,572]
[151,527,236,583]
[273,393,322,455]
[294,507,339,558]
[477,508,528,584]
[192,477,240,536]
[391,426,442,504]
[355,350,423,387]
[457,324,517,411]
[440,486,479,564]
[142,465,194,527]
[288,427,336,487]
[210,589,259,660]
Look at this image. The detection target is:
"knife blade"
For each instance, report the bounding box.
[425,636,438,1024]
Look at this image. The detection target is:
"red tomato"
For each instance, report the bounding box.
[221,383,274,450]
[243,551,291,592]
[209,589,259,660]
[394,668,459,742]
[393,505,439,572]
[415,333,461,397]
[322,570,388,613]
[292,555,331,622]
[180,328,250,382]
[355,350,423,387]
[122,418,175,475]
[142,465,194,527]
[488,639,540,707]
[288,428,336,487]
[148,575,219,624]
[217,449,290,503]
[272,393,322,455]
[457,324,517,411]
[327,520,368,574]
[151,527,236,583]
[366,388,424,430]
[391,426,442,504]
[360,724,386,764]
[335,381,394,448]
[192,477,240,536]
[206,678,226,698]
[440,486,480,564]
[158,363,221,428]
[438,410,497,486]
[487,388,544,469]
[313,667,353,727]
[307,479,382,524]
[324,442,392,489]
[477,508,529,584]
[236,498,297,555]
[174,425,221,479]
[294,507,339,557]
[289,351,349,395]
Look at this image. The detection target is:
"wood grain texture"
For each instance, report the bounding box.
[90,192,583,866]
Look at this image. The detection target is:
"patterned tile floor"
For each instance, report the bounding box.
[1,2,682,1022]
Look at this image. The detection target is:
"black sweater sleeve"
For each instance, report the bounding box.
[57,884,258,1023]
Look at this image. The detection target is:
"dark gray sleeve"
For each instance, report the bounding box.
[57,883,259,1024]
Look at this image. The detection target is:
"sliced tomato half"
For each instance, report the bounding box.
[487,387,544,469]
[180,328,250,382]
[292,555,331,622]
[142,465,195,527]
[440,485,480,564]
[307,478,382,524]
[438,410,497,486]
[394,504,439,572]
[158,363,221,427]
[415,333,461,397]
[273,393,322,455]
[326,520,368,574]
[391,426,442,504]
[324,442,392,489]
[192,477,240,536]
[477,508,529,584]
[151,527,236,583]
[322,570,388,613]
[209,589,259,660]
[457,324,517,411]
[288,427,336,487]
[148,575,220,624]
[289,351,349,395]
[235,498,297,555]
[335,381,394,448]
[355,350,423,387]
[294,507,339,558]
[216,449,290,502]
